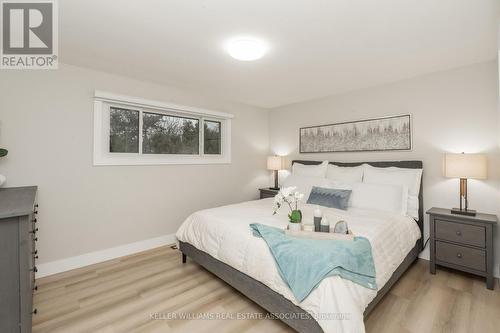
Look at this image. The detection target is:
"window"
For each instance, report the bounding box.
[109,107,139,153]
[93,91,232,165]
[142,112,199,154]
[204,120,221,155]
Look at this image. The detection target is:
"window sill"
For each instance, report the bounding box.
[93,155,231,166]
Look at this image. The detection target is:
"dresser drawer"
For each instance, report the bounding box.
[435,241,486,272]
[435,219,485,247]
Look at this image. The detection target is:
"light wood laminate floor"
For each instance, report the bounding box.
[33,245,499,333]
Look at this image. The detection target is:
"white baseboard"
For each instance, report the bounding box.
[36,233,177,278]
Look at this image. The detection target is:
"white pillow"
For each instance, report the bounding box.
[326,164,364,184]
[292,161,328,178]
[362,165,422,219]
[281,175,323,199]
[282,174,340,199]
[350,183,408,216]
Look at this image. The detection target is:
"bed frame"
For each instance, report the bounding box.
[180,160,424,333]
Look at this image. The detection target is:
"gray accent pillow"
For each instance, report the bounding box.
[307,186,352,210]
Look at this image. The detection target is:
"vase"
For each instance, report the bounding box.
[288,209,302,223]
[288,222,302,231]
[288,209,302,231]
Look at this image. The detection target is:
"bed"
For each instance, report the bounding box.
[177,160,423,333]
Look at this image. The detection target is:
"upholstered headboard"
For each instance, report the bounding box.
[291,160,424,251]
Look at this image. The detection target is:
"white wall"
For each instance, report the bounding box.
[269,61,500,276]
[0,64,269,266]
[1,60,498,278]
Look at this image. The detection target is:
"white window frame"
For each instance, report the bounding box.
[93,91,232,166]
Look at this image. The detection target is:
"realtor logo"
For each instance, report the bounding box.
[1,0,58,69]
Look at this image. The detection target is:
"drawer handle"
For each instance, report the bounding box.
[32,250,38,255]
[30,266,38,273]
[34,255,39,260]
[34,237,38,242]
[456,253,462,259]
[32,308,38,315]
[32,218,37,223]
[456,230,462,236]
[33,285,38,291]
[29,228,39,234]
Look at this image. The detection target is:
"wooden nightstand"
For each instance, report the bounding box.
[259,188,279,199]
[427,207,498,290]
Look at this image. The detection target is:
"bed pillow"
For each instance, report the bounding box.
[326,164,364,184]
[307,186,352,210]
[363,165,422,219]
[281,174,327,199]
[292,161,328,178]
[350,183,408,216]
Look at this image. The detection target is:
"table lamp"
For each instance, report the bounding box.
[444,153,487,216]
[267,156,284,190]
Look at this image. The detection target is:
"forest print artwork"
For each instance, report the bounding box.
[300,115,411,153]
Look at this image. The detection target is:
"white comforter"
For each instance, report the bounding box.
[176,198,421,333]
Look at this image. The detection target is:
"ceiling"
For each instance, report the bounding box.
[60,0,500,108]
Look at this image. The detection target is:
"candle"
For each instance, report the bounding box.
[313,206,323,232]
[302,224,314,232]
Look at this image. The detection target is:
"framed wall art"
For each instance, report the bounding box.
[299,114,412,153]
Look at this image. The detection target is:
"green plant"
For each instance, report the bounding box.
[288,210,302,223]
[0,148,7,158]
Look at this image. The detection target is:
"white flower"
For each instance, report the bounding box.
[271,187,305,215]
[294,192,305,201]
[280,186,296,198]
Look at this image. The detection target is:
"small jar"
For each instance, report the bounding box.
[320,216,330,233]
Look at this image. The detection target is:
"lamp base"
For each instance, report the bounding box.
[451,208,476,217]
[269,187,280,191]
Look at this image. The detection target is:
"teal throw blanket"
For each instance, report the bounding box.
[250,223,377,302]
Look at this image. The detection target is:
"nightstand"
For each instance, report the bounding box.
[427,207,498,290]
[259,188,279,199]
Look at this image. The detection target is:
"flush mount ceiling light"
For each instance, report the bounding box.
[225,38,268,61]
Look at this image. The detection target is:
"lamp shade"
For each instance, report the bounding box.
[267,156,283,171]
[444,153,487,179]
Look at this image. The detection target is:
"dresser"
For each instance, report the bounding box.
[0,186,38,333]
[427,207,497,290]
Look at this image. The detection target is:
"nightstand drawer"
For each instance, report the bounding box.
[435,219,485,247]
[259,188,279,199]
[436,241,486,272]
